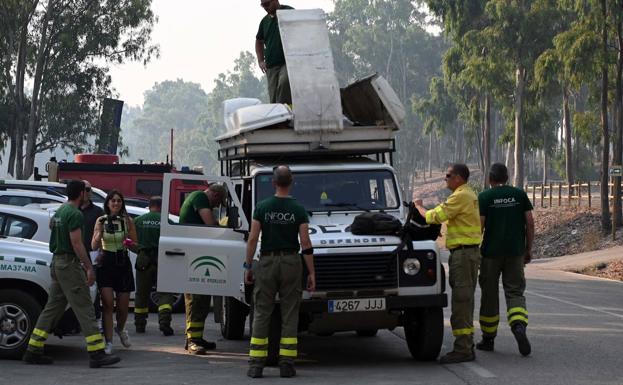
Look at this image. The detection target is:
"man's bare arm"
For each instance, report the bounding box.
[198,208,217,226]
[299,223,315,291]
[255,40,266,72]
[70,228,95,286]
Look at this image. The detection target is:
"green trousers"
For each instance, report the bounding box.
[448,247,481,354]
[134,250,174,328]
[249,252,302,367]
[27,254,105,354]
[184,293,211,341]
[478,255,528,338]
[266,64,292,104]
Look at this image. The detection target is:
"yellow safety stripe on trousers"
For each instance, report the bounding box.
[32,328,49,339]
[249,349,268,358]
[85,334,103,343]
[28,338,44,347]
[158,304,173,312]
[480,324,498,333]
[186,322,204,328]
[479,314,500,323]
[279,348,297,357]
[508,315,529,325]
[251,337,268,345]
[280,337,297,344]
[507,307,528,316]
[134,307,149,314]
[446,237,481,248]
[446,226,481,234]
[187,331,203,338]
[87,342,106,352]
[452,327,474,336]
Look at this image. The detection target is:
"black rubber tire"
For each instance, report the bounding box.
[266,305,281,367]
[0,290,42,360]
[356,329,378,337]
[220,297,248,340]
[404,307,444,361]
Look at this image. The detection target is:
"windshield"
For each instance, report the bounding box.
[255,170,399,212]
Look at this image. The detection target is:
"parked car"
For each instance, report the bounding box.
[0,179,107,204]
[0,203,184,313]
[0,190,66,207]
[0,235,97,359]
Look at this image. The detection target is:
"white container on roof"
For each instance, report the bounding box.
[216,9,405,161]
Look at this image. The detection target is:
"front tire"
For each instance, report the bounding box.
[0,290,42,359]
[404,307,444,361]
[220,297,248,340]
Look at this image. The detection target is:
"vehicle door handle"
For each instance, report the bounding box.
[165,251,186,256]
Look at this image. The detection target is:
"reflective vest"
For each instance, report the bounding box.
[425,184,481,249]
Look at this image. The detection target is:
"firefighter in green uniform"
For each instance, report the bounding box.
[244,165,315,378]
[414,163,481,364]
[179,184,228,354]
[133,196,175,336]
[476,163,534,356]
[22,180,121,368]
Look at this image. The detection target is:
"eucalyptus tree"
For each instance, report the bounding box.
[0,0,158,178]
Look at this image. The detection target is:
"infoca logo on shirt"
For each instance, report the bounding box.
[265,211,296,224]
[493,197,517,205]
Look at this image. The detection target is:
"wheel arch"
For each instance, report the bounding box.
[0,279,48,306]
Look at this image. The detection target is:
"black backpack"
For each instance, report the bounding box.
[350,212,402,236]
[401,202,441,241]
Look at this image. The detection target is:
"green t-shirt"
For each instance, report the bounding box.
[478,185,533,258]
[49,203,84,255]
[179,191,213,225]
[134,211,161,250]
[256,5,294,68]
[253,196,308,252]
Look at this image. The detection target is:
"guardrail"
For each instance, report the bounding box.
[524,181,623,208]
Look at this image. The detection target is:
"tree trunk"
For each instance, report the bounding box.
[483,95,491,188]
[513,66,526,187]
[563,88,574,185]
[428,133,433,179]
[614,7,623,226]
[22,1,53,179]
[601,0,611,233]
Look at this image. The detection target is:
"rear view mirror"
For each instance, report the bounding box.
[226,206,240,229]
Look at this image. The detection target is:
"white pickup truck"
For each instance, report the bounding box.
[156,9,447,364]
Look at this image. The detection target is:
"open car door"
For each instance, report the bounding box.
[157,173,248,300]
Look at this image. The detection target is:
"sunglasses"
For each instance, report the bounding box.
[445,173,454,179]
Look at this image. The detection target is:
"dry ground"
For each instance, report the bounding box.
[412,170,623,281]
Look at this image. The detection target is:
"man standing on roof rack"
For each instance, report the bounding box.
[255,0,293,104]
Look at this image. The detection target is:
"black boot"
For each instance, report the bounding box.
[23,351,53,365]
[476,337,494,351]
[89,350,121,368]
[511,323,531,356]
[439,350,475,364]
[159,324,174,336]
[247,366,264,378]
[194,338,216,350]
[279,362,297,378]
[185,339,206,355]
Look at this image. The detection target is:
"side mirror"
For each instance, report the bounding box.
[227,206,240,229]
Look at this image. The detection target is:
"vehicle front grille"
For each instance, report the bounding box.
[307,253,398,291]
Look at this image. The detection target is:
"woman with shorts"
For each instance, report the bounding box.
[92,190,137,354]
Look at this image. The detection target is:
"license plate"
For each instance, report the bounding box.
[328,298,386,313]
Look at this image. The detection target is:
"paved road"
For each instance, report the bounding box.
[2,259,622,385]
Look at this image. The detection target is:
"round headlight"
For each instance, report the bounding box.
[403,258,421,276]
